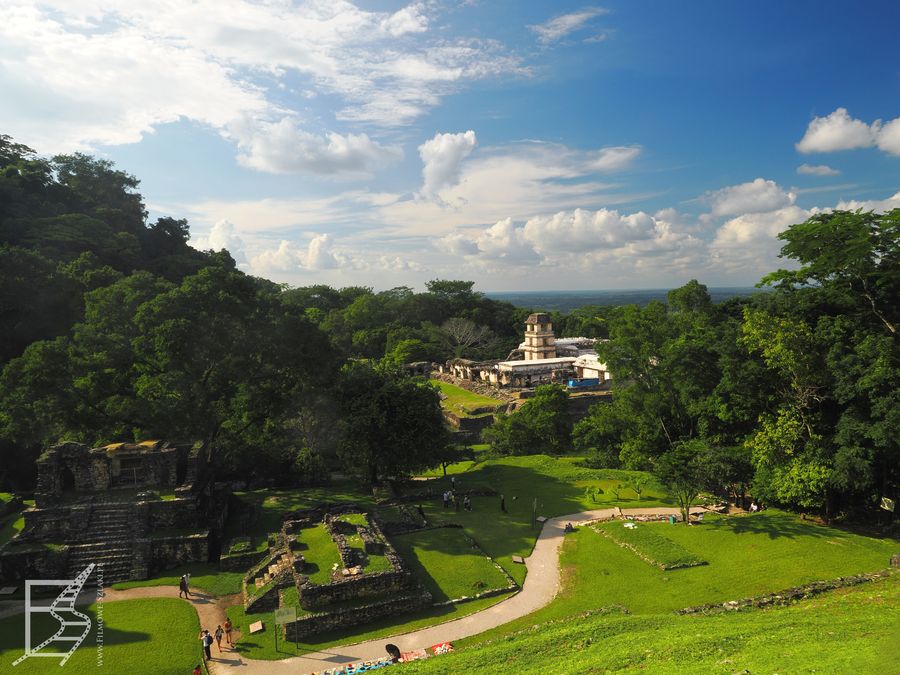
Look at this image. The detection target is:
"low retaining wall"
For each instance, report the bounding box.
[284,590,432,640]
[299,568,410,610]
[220,548,267,572]
[676,569,895,615]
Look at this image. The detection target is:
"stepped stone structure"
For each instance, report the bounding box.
[0,441,229,585]
[242,506,430,640]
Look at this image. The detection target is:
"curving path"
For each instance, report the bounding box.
[0,506,705,675]
[204,506,704,674]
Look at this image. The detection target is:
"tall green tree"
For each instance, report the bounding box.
[336,361,449,483]
[485,384,572,455]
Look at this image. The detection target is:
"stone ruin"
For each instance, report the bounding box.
[241,505,430,640]
[0,440,230,585]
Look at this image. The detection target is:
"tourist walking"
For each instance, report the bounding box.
[215,625,224,652]
[453,492,460,512]
[179,574,189,599]
[200,630,213,660]
[224,617,234,646]
[193,664,202,675]
[442,491,450,508]
[463,495,471,511]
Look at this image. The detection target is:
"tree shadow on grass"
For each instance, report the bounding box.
[710,511,836,540]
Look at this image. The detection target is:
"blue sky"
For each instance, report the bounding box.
[2,0,899,290]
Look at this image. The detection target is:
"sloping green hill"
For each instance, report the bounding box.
[404,574,900,674]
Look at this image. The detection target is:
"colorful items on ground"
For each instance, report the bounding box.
[309,642,453,675]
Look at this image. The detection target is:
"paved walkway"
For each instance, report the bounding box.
[0,506,704,674]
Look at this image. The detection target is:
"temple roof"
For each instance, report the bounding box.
[525,312,551,324]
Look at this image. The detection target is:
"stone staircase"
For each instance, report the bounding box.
[65,503,136,584]
[253,553,292,589]
[66,542,134,584]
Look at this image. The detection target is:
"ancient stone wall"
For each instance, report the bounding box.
[676,569,895,615]
[284,590,432,640]
[149,533,209,572]
[147,499,202,530]
[298,568,410,610]
[0,544,70,581]
[220,548,268,572]
[21,505,91,541]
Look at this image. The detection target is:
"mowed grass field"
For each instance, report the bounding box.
[0,598,199,675]
[405,574,900,674]
[392,527,512,602]
[462,509,898,645]
[410,455,673,584]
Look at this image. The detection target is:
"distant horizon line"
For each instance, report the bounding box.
[484,286,769,294]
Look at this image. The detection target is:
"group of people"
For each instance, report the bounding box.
[441,490,472,512]
[198,619,233,661]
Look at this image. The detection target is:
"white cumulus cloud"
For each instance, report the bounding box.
[796,108,877,153]
[190,219,247,262]
[876,117,900,156]
[704,178,796,217]
[250,233,347,274]
[418,130,478,199]
[709,205,812,273]
[835,191,900,213]
[523,208,657,253]
[231,117,402,176]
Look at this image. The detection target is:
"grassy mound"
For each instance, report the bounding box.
[430,379,504,417]
[406,575,900,674]
[595,520,706,569]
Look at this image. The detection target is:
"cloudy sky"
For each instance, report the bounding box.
[3,1,899,291]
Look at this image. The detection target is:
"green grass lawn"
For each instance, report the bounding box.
[0,597,199,675]
[298,523,343,584]
[406,574,900,674]
[392,527,512,602]
[596,520,706,569]
[430,379,504,417]
[111,562,244,597]
[410,455,673,584]
[461,509,899,647]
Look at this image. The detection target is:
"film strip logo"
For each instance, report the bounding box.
[12,563,96,667]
